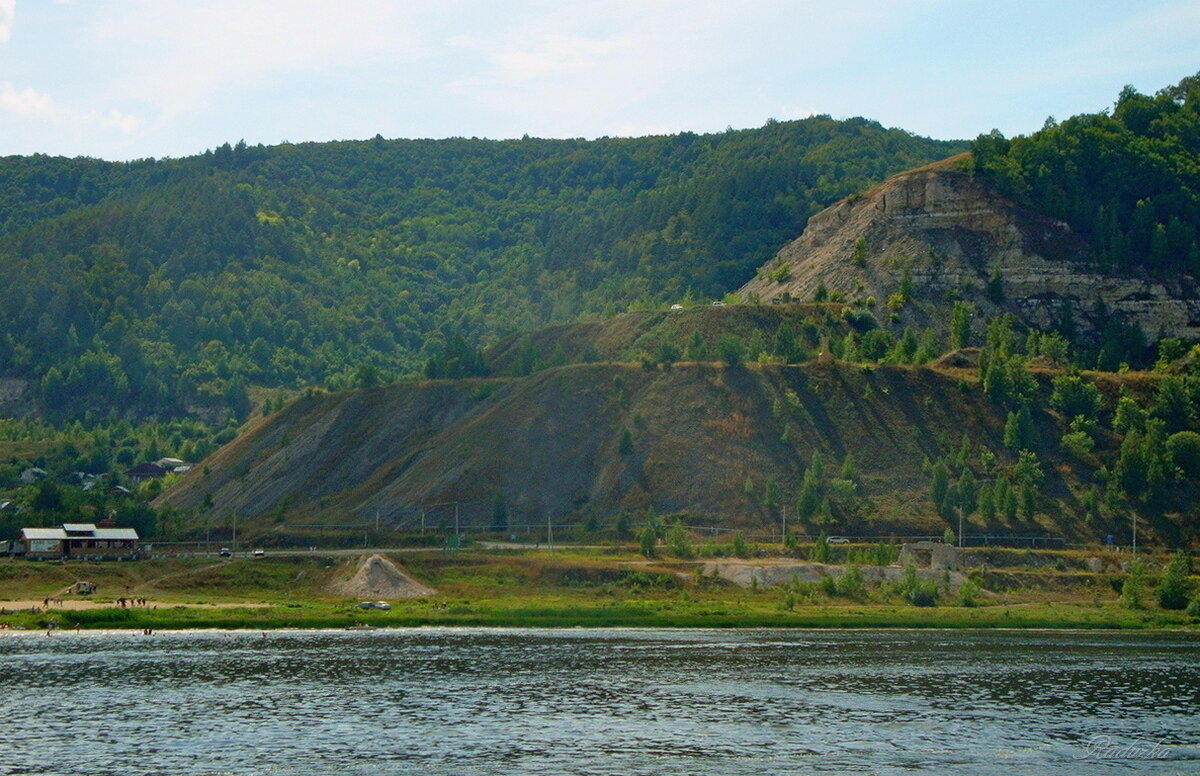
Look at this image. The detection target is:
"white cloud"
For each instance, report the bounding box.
[490,33,626,80]
[0,81,140,133]
[445,0,936,137]
[1,0,1191,159]
[0,82,53,119]
[85,0,425,121]
[0,0,14,43]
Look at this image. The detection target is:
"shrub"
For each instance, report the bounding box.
[836,565,866,599]
[1167,431,1200,478]
[1060,430,1094,457]
[62,608,136,625]
[665,521,694,559]
[851,236,868,267]
[1121,559,1146,609]
[810,532,830,563]
[907,580,939,607]
[715,335,746,367]
[958,578,982,607]
[618,427,634,456]
[655,341,681,369]
[1156,551,1193,610]
[1049,374,1101,419]
[637,524,657,558]
[621,571,678,592]
[896,558,938,606]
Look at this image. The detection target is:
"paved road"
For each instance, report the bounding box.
[141,543,600,560]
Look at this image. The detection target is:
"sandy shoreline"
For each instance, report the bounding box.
[1,624,1197,638]
[0,599,272,612]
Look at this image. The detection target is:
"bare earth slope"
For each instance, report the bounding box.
[158,361,1178,542]
[739,156,1200,340]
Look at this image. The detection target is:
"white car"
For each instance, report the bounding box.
[251,549,265,558]
[827,537,851,545]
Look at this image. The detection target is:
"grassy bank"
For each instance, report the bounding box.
[0,550,1196,632]
[1,598,1195,632]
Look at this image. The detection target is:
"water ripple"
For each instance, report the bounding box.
[1,629,1198,775]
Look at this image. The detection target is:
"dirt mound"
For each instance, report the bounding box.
[325,554,434,599]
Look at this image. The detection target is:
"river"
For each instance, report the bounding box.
[1,628,1198,775]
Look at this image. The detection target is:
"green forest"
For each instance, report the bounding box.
[0,116,964,428]
[972,73,1200,274]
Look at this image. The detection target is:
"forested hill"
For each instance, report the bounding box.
[971,73,1200,275]
[0,117,965,423]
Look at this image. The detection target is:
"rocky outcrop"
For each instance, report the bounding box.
[739,156,1200,340]
[701,560,967,590]
[0,378,34,418]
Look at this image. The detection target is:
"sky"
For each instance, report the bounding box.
[0,0,1197,161]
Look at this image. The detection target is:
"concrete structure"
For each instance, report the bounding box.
[897,540,960,571]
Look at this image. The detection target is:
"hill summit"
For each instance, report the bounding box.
[738,156,1200,342]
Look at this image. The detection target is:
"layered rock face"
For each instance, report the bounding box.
[739,158,1200,340]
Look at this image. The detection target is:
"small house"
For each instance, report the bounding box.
[124,462,167,484]
[19,467,46,485]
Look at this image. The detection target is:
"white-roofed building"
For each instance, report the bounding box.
[16,527,68,558]
[13,521,139,559]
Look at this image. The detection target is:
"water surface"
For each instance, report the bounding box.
[2,628,1198,775]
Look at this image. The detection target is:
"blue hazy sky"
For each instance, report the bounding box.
[0,0,1197,161]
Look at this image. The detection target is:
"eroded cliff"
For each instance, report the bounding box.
[740,156,1200,340]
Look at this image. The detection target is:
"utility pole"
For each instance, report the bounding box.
[421,509,426,535]
[781,504,787,546]
[1132,512,1138,559]
[232,514,238,554]
[454,502,460,538]
[958,506,964,548]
